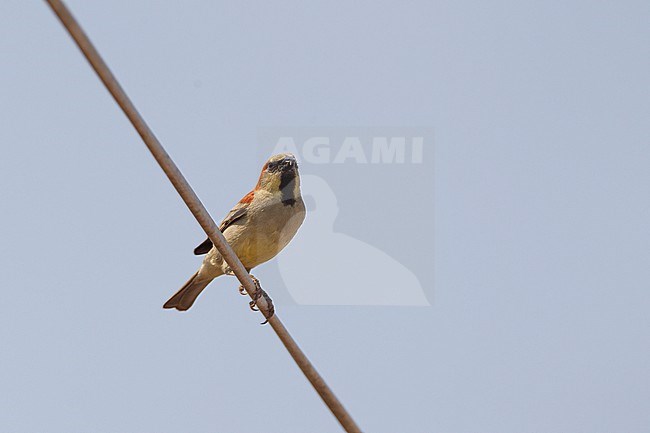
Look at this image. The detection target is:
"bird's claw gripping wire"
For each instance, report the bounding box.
[239,274,257,297]
[239,275,275,325]
[227,268,249,295]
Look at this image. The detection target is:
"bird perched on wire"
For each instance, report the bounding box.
[163,153,306,311]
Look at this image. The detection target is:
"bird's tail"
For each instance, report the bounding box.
[163,271,212,311]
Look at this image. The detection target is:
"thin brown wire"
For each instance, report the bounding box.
[44,1,362,432]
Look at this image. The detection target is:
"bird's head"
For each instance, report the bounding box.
[255,153,301,199]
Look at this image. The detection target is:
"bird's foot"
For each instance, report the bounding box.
[238,275,258,296]
[229,267,248,295]
[246,275,275,325]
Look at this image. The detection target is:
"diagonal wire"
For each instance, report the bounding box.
[44,1,362,432]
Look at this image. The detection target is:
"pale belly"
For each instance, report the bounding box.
[214,198,306,271]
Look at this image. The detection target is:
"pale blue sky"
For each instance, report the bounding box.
[1,1,649,432]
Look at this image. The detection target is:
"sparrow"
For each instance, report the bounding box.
[163,153,306,311]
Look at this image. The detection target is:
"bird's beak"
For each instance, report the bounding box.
[281,156,297,171]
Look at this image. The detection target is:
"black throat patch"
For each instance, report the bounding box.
[279,170,297,206]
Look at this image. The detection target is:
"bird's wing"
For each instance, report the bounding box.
[193,192,252,255]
